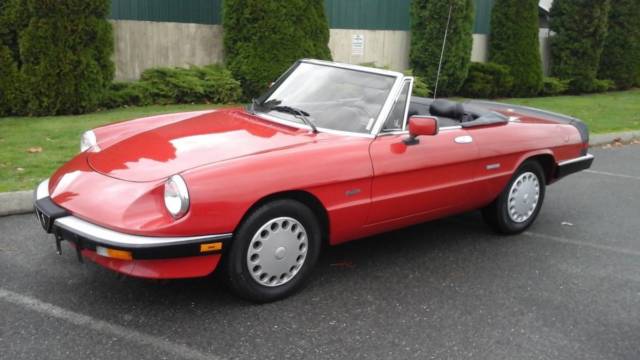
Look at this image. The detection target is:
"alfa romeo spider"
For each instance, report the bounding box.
[33,59,594,302]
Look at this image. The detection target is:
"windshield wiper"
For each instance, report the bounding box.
[270,105,318,133]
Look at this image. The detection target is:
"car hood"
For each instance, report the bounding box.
[87,109,316,182]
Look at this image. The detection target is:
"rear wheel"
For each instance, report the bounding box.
[482,161,546,234]
[225,199,322,302]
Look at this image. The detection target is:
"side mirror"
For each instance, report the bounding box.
[404,116,438,145]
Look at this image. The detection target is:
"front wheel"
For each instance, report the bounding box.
[225,199,322,302]
[482,161,546,234]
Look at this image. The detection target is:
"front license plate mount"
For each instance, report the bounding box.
[55,232,63,255]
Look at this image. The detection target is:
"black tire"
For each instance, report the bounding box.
[482,160,546,234]
[225,199,322,303]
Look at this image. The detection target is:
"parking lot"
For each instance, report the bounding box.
[1,144,639,360]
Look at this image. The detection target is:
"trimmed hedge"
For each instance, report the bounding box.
[489,0,543,97]
[101,65,242,109]
[101,82,154,109]
[598,0,640,90]
[592,79,616,93]
[223,0,332,98]
[550,0,610,93]
[19,0,114,115]
[540,77,569,97]
[0,0,28,115]
[0,0,29,64]
[410,0,474,97]
[459,62,513,99]
[0,45,20,116]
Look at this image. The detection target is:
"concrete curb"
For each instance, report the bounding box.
[0,190,33,217]
[589,130,640,146]
[1,130,639,218]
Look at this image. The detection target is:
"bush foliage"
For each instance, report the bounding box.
[598,0,640,90]
[101,82,154,109]
[19,0,114,115]
[224,0,332,98]
[540,77,569,97]
[550,0,610,93]
[0,45,20,116]
[459,62,513,99]
[0,0,29,63]
[406,70,431,98]
[360,62,431,97]
[489,0,543,97]
[410,0,474,97]
[101,65,242,109]
[0,0,28,115]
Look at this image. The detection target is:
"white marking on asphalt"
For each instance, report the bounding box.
[585,169,640,181]
[524,231,640,257]
[0,288,221,360]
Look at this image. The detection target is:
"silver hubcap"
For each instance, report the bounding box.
[247,217,308,287]
[508,172,540,223]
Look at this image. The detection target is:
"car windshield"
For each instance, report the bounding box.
[256,62,397,134]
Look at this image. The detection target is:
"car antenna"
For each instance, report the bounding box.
[433,2,454,100]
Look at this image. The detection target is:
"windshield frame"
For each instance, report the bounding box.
[252,59,408,138]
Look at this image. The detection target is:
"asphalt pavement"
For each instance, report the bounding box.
[1,144,639,360]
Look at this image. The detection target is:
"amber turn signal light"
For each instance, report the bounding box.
[96,246,133,261]
[200,242,222,253]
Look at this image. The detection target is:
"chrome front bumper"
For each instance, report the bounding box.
[34,180,231,259]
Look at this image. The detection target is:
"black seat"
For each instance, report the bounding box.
[408,103,429,117]
[429,99,465,122]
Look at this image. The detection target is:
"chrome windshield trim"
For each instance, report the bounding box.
[253,112,375,138]
[54,216,232,249]
[301,59,404,78]
[255,59,403,138]
[377,78,414,134]
[401,78,415,132]
[558,153,594,166]
[371,75,410,136]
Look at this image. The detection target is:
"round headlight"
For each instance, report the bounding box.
[80,130,99,152]
[164,175,190,219]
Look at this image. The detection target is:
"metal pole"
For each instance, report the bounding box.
[433,3,454,100]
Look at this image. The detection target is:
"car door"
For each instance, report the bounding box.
[367,81,480,227]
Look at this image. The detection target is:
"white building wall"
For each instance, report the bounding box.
[327,29,410,71]
[539,28,552,76]
[111,20,224,81]
[111,21,552,81]
[471,34,489,62]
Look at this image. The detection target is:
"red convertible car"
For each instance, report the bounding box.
[34,60,593,301]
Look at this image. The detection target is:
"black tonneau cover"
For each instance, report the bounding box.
[409,97,590,147]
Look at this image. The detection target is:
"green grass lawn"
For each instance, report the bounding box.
[500,89,640,134]
[0,104,226,192]
[1,89,639,192]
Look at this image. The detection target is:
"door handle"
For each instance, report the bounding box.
[454,135,473,144]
